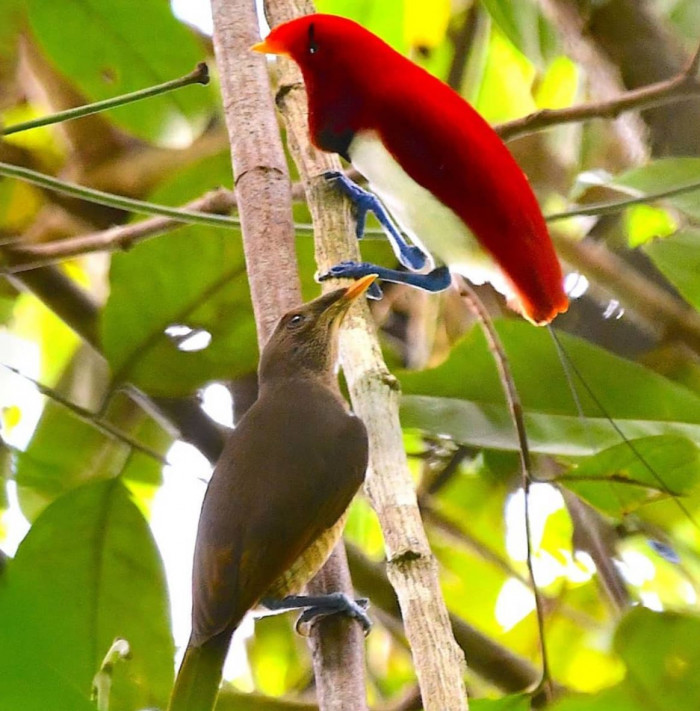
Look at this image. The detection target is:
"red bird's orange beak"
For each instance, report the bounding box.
[251,37,288,56]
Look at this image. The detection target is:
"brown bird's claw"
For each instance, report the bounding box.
[263,593,371,636]
[295,594,372,637]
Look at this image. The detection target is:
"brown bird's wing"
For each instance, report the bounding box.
[190,381,368,647]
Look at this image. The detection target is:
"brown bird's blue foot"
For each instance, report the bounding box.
[320,261,452,294]
[261,593,372,635]
[324,171,427,271]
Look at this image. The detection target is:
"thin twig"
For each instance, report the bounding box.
[497,42,700,141]
[1,64,209,136]
[452,276,553,700]
[551,233,700,354]
[2,188,236,274]
[0,161,240,229]
[1,364,168,463]
[547,177,700,221]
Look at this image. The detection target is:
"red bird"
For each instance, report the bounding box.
[254,13,568,325]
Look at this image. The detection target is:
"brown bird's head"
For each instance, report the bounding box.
[258,275,377,383]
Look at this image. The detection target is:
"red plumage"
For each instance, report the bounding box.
[259,14,569,324]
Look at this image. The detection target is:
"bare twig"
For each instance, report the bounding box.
[264,3,468,709]
[0,161,239,229]
[452,276,552,700]
[2,188,235,274]
[1,364,168,463]
[211,2,368,709]
[497,42,700,141]
[2,64,209,136]
[552,233,700,354]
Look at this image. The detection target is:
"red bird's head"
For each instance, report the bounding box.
[252,14,373,71]
[253,14,392,156]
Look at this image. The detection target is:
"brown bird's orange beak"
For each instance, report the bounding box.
[251,37,288,56]
[340,274,378,302]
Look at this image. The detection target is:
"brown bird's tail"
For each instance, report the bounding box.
[167,628,233,711]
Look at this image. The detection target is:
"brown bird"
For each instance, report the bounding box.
[168,275,376,711]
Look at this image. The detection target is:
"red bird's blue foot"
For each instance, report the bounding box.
[261,593,372,635]
[320,261,452,294]
[324,171,427,271]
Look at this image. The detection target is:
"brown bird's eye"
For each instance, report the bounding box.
[308,23,319,54]
[288,314,306,328]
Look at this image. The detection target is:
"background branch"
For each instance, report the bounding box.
[497,42,700,141]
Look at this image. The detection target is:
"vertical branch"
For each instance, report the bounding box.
[211,0,300,346]
[210,1,368,709]
[262,3,469,709]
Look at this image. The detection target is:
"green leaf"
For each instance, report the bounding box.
[480,0,555,67]
[471,695,530,710]
[613,158,700,222]
[26,0,212,144]
[614,608,700,711]
[551,609,700,711]
[100,153,260,396]
[0,479,174,711]
[643,229,700,311]
[398,321,700,455]
[561,435,700,516]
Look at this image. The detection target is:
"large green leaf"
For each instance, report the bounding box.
[100,153,259,396]
[643,229,700,311]
[26,0,213,144]
[399,321,700,455]
[552,609,700,711]
[562,435,700,516]
[0,479,173,711]
[614,158,700,222]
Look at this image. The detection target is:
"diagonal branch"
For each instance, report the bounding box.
[263,3,468,710]
[497,42,700,141]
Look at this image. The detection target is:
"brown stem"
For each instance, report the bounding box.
[453,277,552,700]
[496,41,700,141]
[211,2,368,710]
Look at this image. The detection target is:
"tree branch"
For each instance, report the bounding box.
[211,2,368,709]
[497,41,700,141]
[552,233,700,354]
[263,3,468,710]
[2,188,235,274]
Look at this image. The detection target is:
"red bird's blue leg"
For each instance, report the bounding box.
[262,593,372,634]
[320,261,451,297]
[324,171,427,270]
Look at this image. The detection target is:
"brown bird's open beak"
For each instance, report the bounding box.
[340,274,378,303]
[251,37,287,56]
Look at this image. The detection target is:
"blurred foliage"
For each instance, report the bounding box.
[0,0,700,710]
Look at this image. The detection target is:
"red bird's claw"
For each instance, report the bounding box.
[323,170,343,183]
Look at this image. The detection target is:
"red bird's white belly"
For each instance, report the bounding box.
[348,130,511,296]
